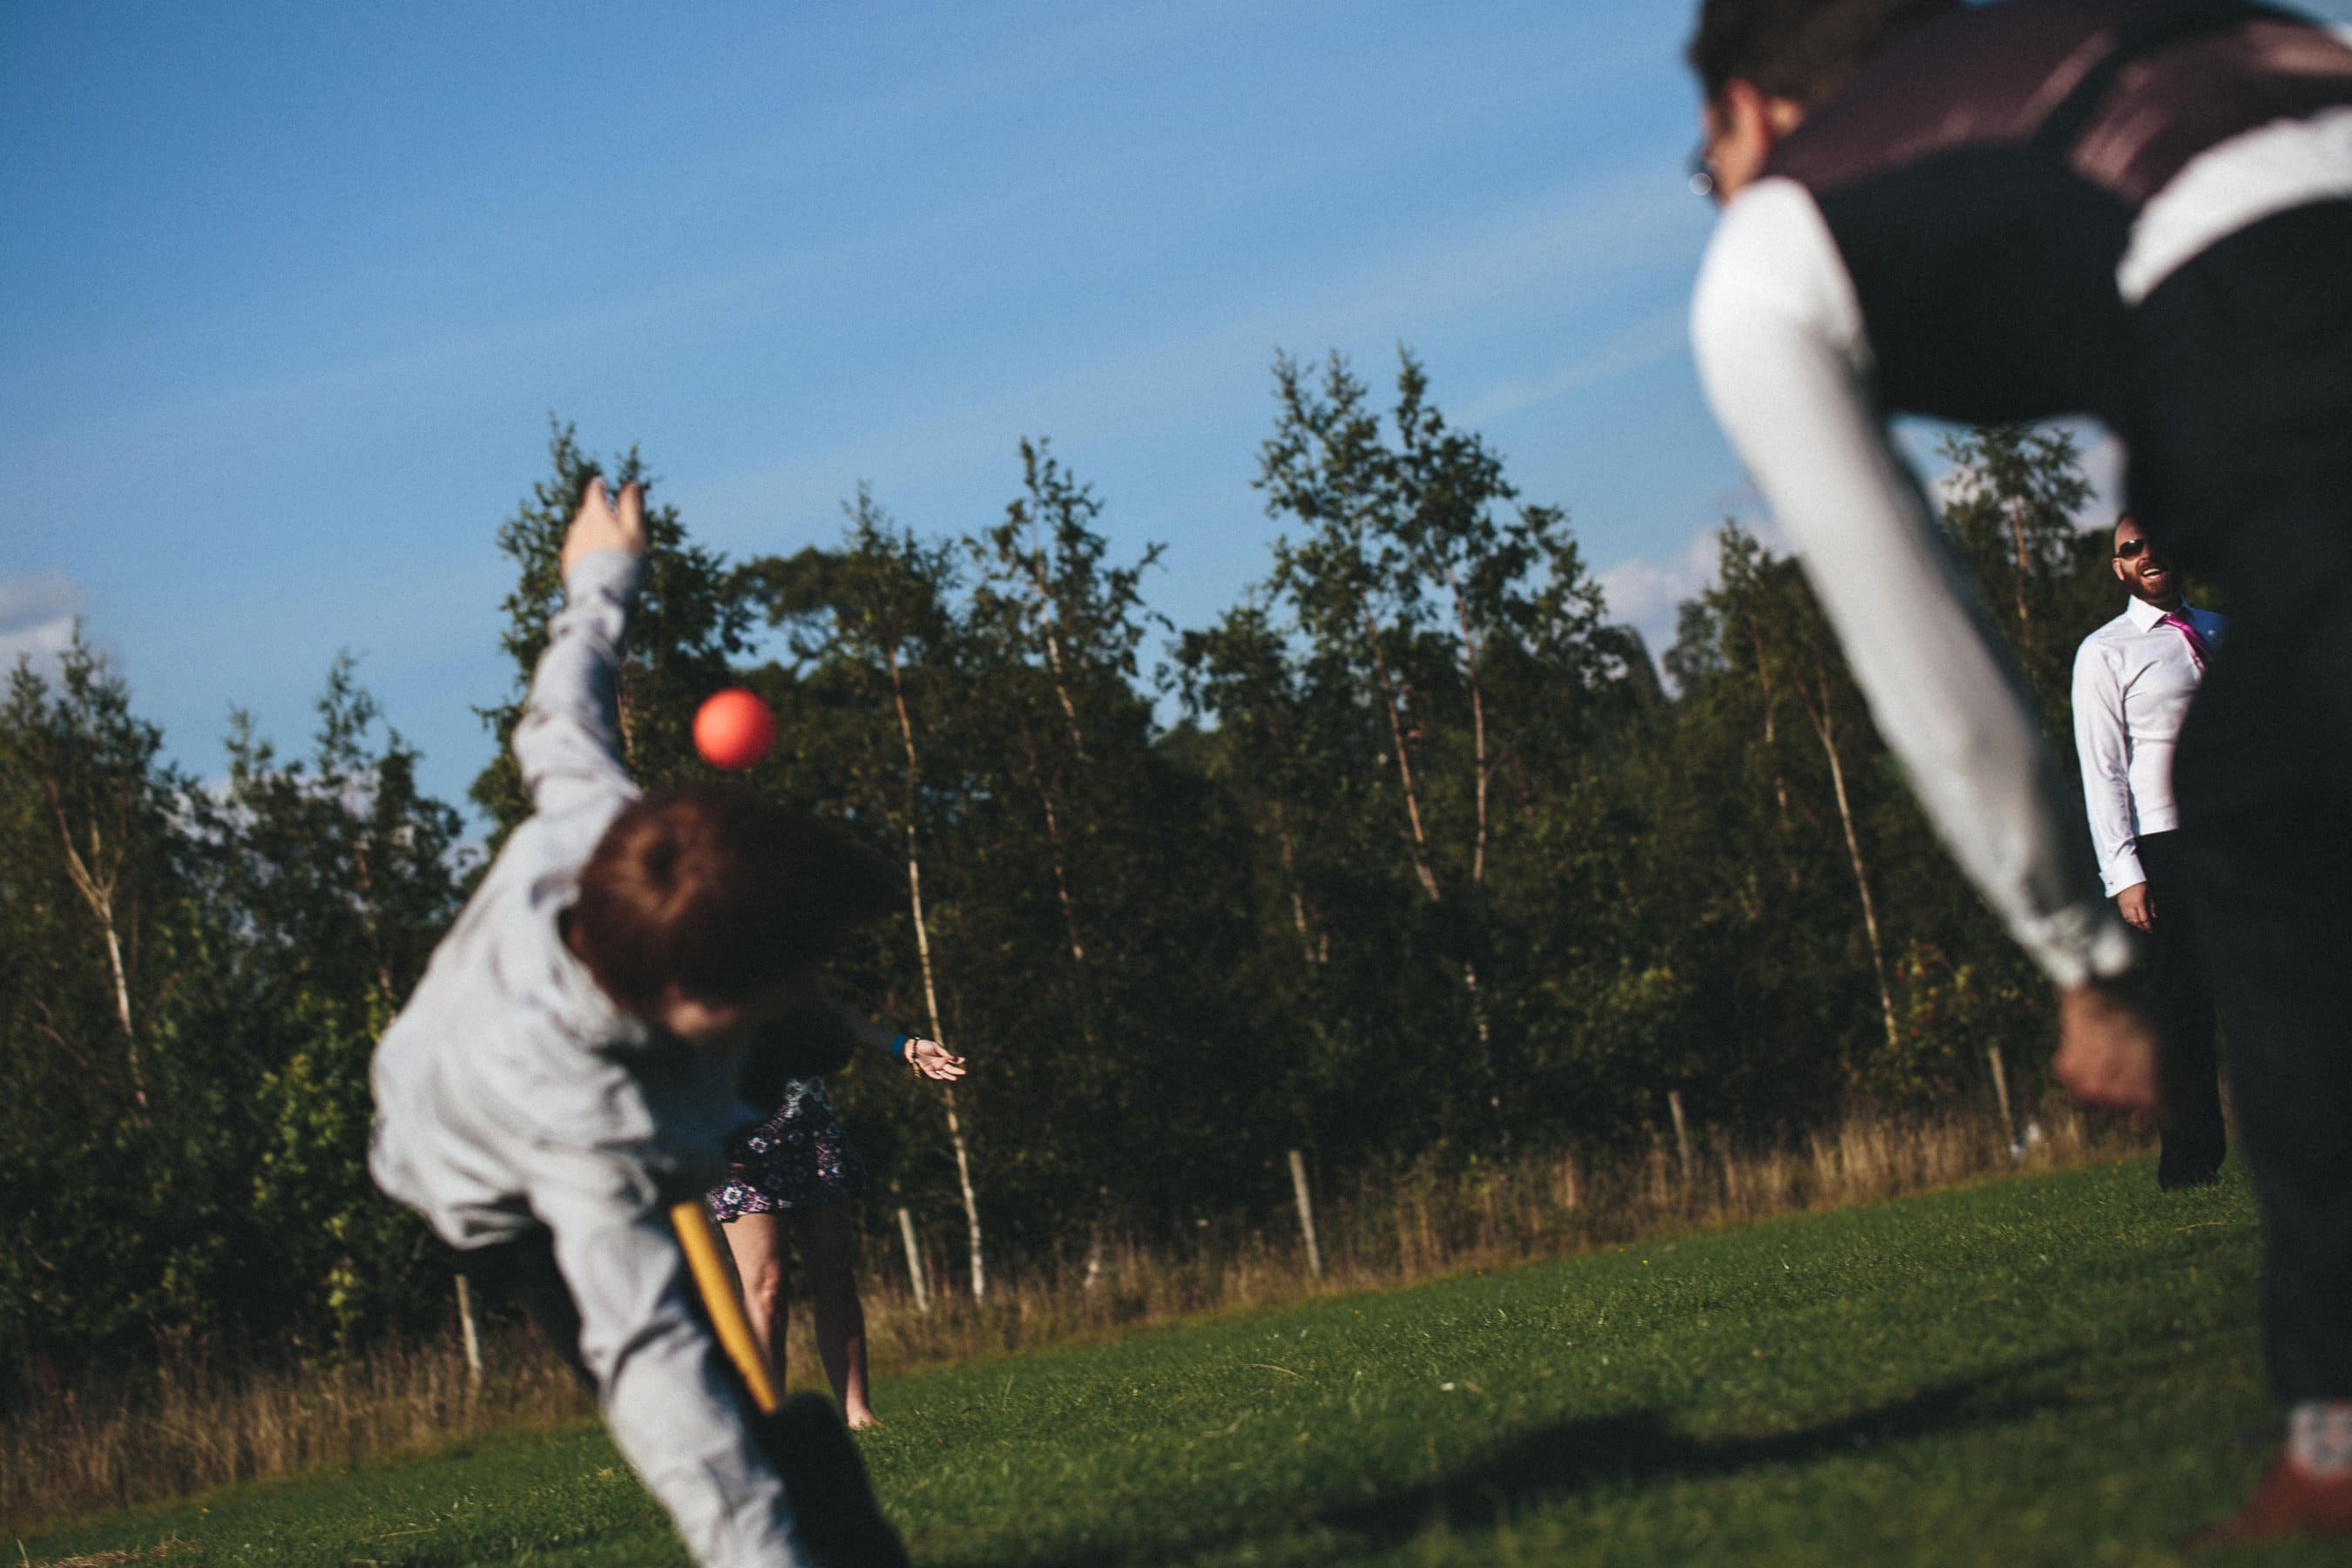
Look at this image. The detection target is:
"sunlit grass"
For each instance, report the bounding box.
[3,1101,2123,1533]
[21,1157,2323,1566]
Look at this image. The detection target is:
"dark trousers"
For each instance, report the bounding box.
[2128,199,2352,1405]
[2134,831,2228,1186]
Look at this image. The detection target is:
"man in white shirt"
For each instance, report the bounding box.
[2071,516,2227,1190]
[1683,0,2352,1544]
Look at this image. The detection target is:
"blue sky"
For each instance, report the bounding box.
[9,2,2345,814]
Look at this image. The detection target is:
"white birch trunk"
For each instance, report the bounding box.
[1288,1149,1323,1281]
[1804,692,1901,1056]
[896,1206,931,1315]
[889,648,986,1301]
[47,787,147,1112]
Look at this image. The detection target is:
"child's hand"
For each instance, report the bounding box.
[904,1038,966,1082]
[561,476,646,579]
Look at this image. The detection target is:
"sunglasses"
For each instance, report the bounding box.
[2115,538,2155,559]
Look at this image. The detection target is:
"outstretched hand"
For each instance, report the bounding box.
[904,1038,967,1082]
[561,476,646,579]
[2052,982,2162,1113]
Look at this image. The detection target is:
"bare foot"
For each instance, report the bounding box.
[845,1408,881,1432]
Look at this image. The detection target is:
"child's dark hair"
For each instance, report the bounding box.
[1687,0,1963,108]
[570,783,900,1013]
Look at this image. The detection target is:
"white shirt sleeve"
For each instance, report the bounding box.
[2070,635,2144,896]
[1690,179,2132,989]
[513,548,643,821]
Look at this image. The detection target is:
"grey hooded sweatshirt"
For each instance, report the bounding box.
[368,546,808,1568]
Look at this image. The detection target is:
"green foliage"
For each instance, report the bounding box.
[3,358,2141,1387]
[1936,423,2110,730]
[470,420,756,835]
[2,639,454,1380]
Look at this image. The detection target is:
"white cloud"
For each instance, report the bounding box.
[2078,429,2126,525]
[1596,511,1788,672]
[1458,308,1689,429]
[1916,416,2126,529]
[0,571,89,681]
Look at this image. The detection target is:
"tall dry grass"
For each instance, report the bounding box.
[1,1326,591,1540]
[830,1097,2122,1375]
[3,1098,2134,1536]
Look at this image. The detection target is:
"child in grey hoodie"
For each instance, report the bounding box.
[369,477,906,1568]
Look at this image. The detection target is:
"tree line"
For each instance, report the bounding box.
[2,352,2122,1381]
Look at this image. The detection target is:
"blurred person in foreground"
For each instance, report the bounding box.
[368,476,909,1568]
[2072,515,2230,1191]
[1683,0,2350,1544]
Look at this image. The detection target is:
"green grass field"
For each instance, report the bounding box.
[22,1159,2331,1567]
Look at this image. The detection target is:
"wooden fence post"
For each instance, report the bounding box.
[454,1273,483,1390]
[1288,1149,1324,1281]
[1667,1091,1696,1192]
[897,1206,931,1315]
[1987,1044,2017,1146]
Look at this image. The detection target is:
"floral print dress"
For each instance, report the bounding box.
[706,1075,868,1220]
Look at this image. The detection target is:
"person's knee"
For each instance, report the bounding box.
[740,1254,787,1306]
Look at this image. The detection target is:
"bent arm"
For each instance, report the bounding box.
[2069,643,2143,896]
[836,1007,912,1061]
[514,548,644,819]
[1691,180,2131,988]
[533,1149,808,1567]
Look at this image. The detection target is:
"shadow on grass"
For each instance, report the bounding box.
[944,1364,2060,1568]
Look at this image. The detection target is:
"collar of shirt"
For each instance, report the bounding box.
[2123,596,2214,633]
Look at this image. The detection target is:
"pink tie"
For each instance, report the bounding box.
[2162,612,2212,672]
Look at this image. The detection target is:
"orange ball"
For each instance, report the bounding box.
[693,688,776,771]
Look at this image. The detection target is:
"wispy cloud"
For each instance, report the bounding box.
[2077,427,2126,524]
[0,571,89,680]
[1595,510,1788,665]
[1459,308,1689,428]
[678,158,1707,535]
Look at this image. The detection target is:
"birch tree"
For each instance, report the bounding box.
[472,421,755,835]
[2,637,178,1114]
[1711,529,1902,1058]
[757,491,991,1301]
[967,439,1162,987]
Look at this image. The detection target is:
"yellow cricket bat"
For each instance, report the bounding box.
[670,1200,780,1415]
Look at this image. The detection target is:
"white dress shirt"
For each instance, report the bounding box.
[2071,598,2225,896]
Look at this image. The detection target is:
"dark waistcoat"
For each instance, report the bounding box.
[1765,0,2352,427]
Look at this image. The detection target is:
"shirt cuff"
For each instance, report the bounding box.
[2099,846,2146,899]
[562,546,645,605]
[2013,899,2139,989]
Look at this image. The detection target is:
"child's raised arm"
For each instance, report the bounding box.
[513,478,647,819]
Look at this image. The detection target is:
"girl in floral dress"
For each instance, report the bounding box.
[708,1003,963,1429]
